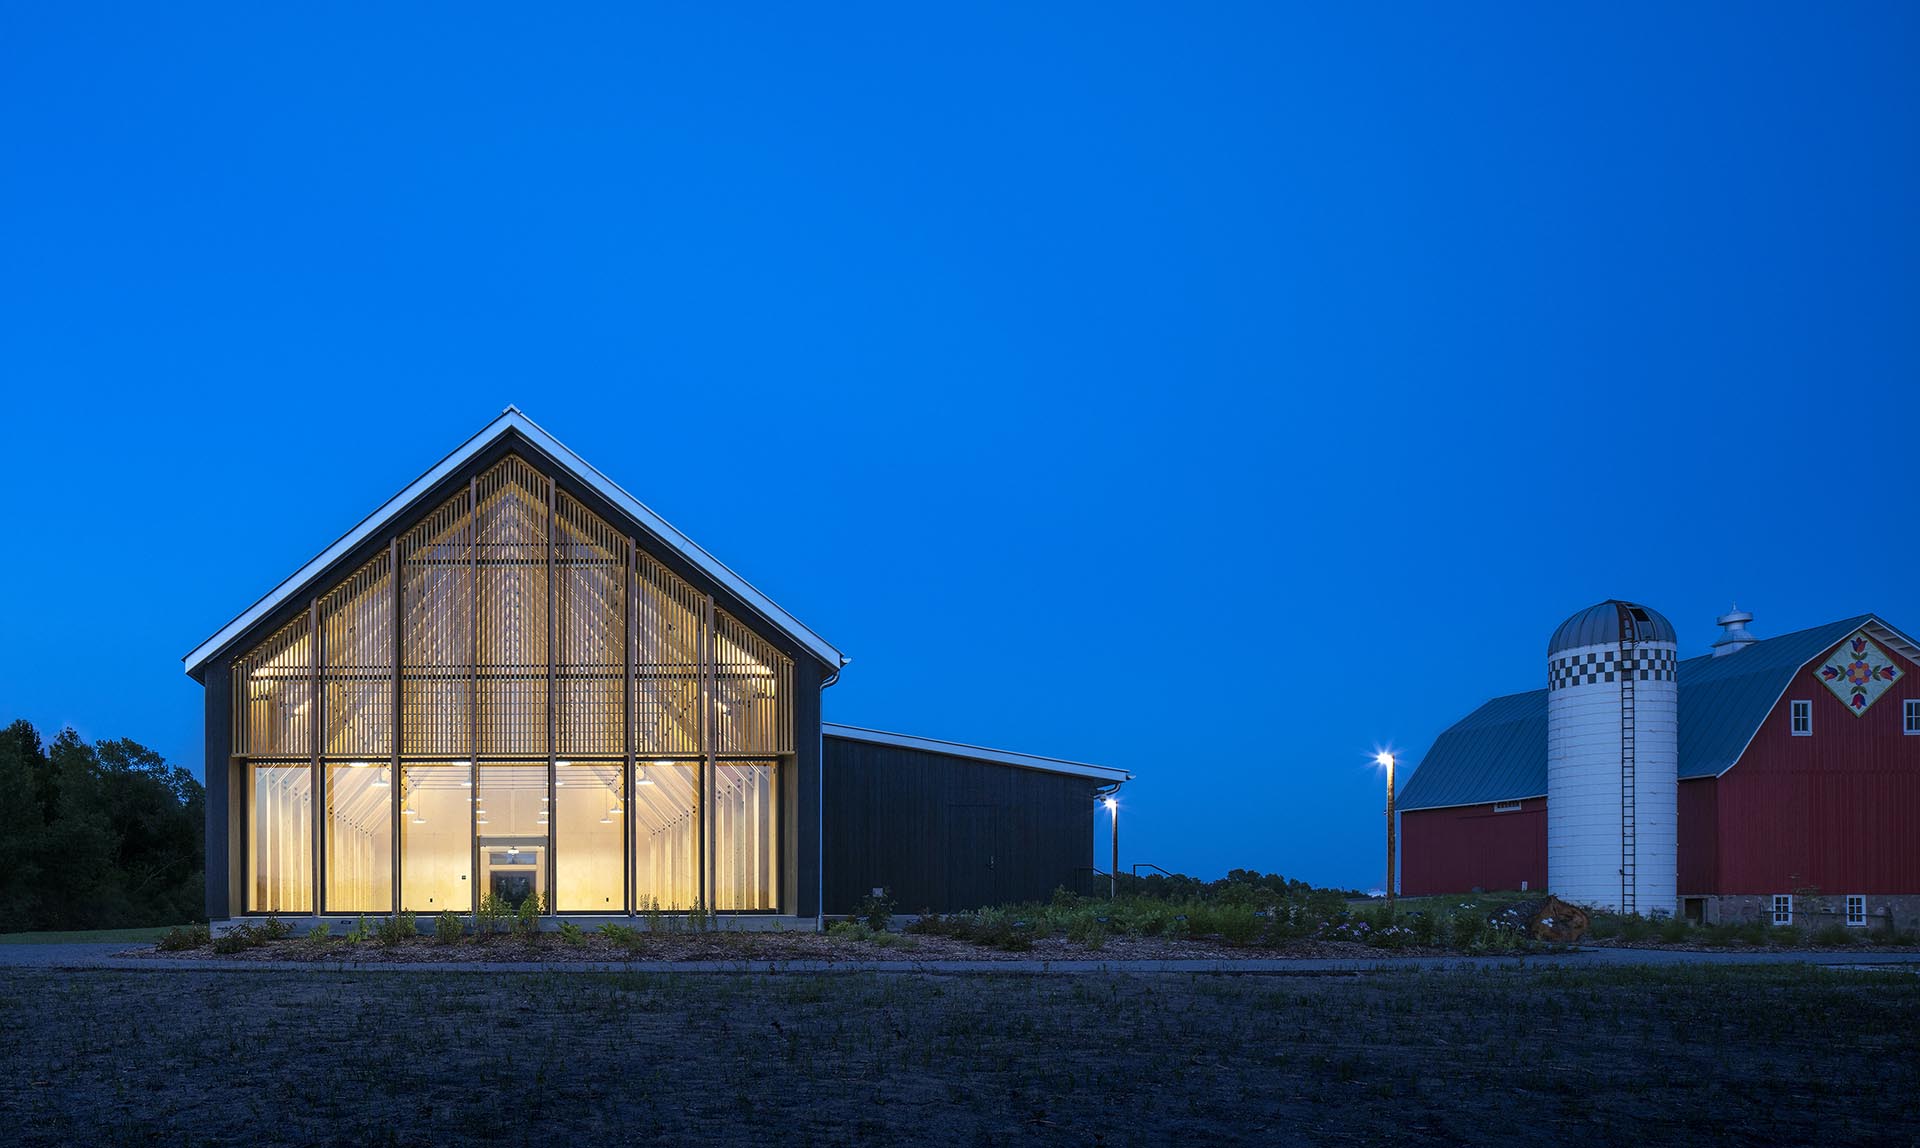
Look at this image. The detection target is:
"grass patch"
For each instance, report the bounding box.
[1,964,1913,1146]
[0,926,188,945]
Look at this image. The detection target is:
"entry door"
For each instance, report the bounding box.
[946,805,1005,912]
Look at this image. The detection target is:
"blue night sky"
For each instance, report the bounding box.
[2,6,1915,890]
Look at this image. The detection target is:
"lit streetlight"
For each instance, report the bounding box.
[1375,751,1396,912]
[1103,796,1119,899]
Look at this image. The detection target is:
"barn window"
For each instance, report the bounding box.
[1905,699,1920,735]
[1493,801,1522,813]
[1846,895,1867,927]
[1790,700,1812,736]
[1771,894,1793,925]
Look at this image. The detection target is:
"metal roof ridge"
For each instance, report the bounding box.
[823,722,1131,782]
[182,408,844,675]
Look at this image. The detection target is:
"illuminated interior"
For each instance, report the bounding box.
[233,453,792,916]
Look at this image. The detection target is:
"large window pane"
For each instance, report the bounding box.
[401,762,471,911]
[248,764,312,913]
[555,761,623,912]
[633,762,699,910]
[713,762,776,911]
[478,763,549,911]
[326,761,392,912]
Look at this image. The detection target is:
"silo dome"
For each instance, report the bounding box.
[1546,599,1679,916]
[1549,600,1676,657]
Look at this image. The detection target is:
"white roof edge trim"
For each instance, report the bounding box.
[1712,614,1919,779]
[1397,793,1546,815]
[823,723,1131,783]
[183,407,844,675]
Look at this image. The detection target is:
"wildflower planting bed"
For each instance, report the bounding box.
[3,964,1915,1146]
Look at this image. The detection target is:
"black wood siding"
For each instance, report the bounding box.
[822,737,1097,914]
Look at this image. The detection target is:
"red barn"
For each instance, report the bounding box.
[1398,611,1920,930]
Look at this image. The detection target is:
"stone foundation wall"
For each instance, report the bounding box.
[1679,892,1920,933]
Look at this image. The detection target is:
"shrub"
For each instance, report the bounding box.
[1065,914,1106,950]
[512,893,544,939]
[435,911,465,945]
[826,920,874,942]
[211,925,260,954]
[157,924,210,951]
[854,890,896,933]
[599,922,642,950]
[376,912,418,946]
[557,921,585,945]
[259,913,293,942]
[1657,916,1691,943]
[1811,923,1856,947]
[343,915,373,944]
[474,893,510,939]
[306,921,332,944]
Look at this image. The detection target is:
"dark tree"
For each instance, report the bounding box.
[0,720,204,931]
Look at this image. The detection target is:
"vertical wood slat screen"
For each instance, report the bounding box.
[234,614,314,757]
[320,552,393,758]
[713,609,794,755]
[232,451,793,910]
[400,490,473,757]
[555,491,627,758]
[633,554,705,757]
[475,457,550,757]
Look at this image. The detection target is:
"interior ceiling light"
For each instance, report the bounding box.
[349,761,370,769]
[373,768,390,788]
[636,768,655,787]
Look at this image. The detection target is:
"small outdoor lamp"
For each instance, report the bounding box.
[1103,796,1119,900]
[1374,751,1396,911]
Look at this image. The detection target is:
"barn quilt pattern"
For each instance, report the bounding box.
[1817,632,1902,715]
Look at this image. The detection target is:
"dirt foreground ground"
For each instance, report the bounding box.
[3,963,1915,1147]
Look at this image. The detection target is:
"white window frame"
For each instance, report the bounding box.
[1790,700,1812,736]
[1493,801,1522,813]
[1846,895,1867,927]
[1905,699,1920,735]
[1771,894,1793,925]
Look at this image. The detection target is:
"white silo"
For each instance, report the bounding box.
[1546,601,1678,915]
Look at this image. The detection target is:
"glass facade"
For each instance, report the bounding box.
[400,762,471,912]
[555,761,623,912]
[232,453,793,916]
[634,762,700,909]
[325,761,392,912]
[713,763,778,911]
[249,764,312,913]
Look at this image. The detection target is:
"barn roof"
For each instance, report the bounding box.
[1397,614,1914,812]
[182,407,845,676]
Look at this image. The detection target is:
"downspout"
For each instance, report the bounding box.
[817,655,849,933]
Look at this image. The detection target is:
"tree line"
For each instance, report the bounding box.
[0,719,204,931]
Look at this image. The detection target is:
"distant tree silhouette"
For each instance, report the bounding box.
[0,720,203,930]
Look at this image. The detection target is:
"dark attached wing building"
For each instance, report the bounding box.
[184,408,1127,928]
[1399,606,1920,929]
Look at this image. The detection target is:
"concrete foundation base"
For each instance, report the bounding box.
[1678,893,1920,933]
[211,914,819,936]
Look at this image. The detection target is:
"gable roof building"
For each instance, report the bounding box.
[187,409,1127,927]
[1398,607,1920,927]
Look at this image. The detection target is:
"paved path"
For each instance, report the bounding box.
[2,943,1918,975]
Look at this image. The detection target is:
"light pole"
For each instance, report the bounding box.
[1375,752,1396,912]
[1104,796,1119,899]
